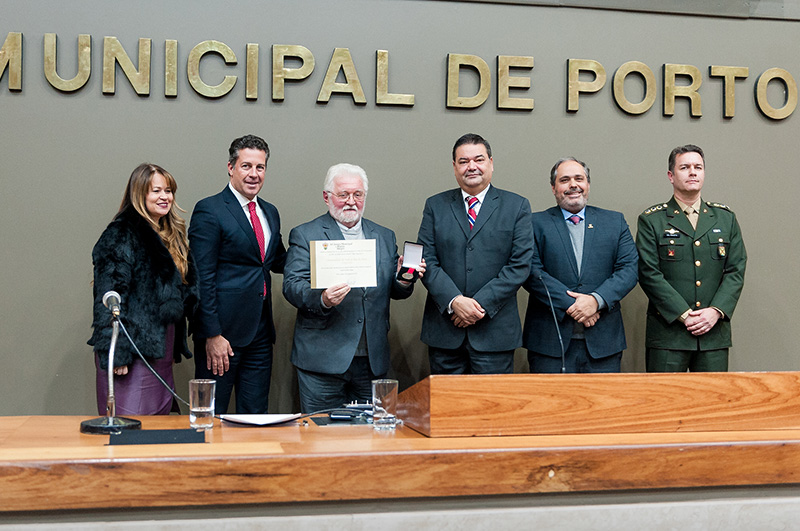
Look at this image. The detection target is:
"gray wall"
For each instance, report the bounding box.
[1,0,797,416]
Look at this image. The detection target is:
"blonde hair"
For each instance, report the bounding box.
[117,163,190,282]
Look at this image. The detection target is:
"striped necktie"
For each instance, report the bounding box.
[467,196,479,230]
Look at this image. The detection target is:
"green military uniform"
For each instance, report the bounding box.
[636,197,746,371]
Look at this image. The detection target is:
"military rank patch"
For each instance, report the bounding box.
[706,201,731,211]
[643,203,669,215]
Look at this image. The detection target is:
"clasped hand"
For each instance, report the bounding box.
[566,290,600,327]
[451,295,485,328]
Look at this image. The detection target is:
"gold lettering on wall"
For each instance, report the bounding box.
[187,40,237,98]
[0,32,23,91]
[246,43,258,100]
[755,67,797,120]
[376,50,414,106]
[446,53,490,108]
[317,48,366,104]
[272,45,315,101]
[567,59,606,112]
[497,55,533,110]
[165,40,178,97]
[102,37,151,95]
[44,34,90,92]
[613,61,656,115]
[709,65,748,118]
[663,63,702,117]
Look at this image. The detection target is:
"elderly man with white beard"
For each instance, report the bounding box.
[282,163,424,413]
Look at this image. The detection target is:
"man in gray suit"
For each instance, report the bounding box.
[523,157,638,373]
[283,163,424,413]
[417,133,534,374]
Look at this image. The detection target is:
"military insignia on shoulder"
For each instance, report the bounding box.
[706,201,732,211]
[643,202,669,215]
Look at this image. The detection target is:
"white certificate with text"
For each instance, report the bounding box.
[310,239,378,289]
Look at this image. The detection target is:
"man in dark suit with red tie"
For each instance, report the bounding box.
[189,135,287,414]
[417,133,533,374]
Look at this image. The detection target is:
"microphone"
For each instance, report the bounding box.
[538,275,567,373]
[103,291,121,317]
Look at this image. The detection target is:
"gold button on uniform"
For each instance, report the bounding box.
[669,240,675,244]
[696,280,701,286]
[696,301,701,307]
[695,260,701,267]
[694,241,701,247]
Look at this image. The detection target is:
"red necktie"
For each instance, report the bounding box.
[467,196,479,230]
[248,202,267,296]
[568,214,581,225]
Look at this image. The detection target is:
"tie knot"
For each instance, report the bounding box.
[568,214,581,225]
[467,196,479,208]
[248,201,257,214]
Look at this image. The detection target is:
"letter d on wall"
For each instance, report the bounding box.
[447,53,490,109]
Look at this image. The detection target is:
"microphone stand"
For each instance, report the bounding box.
[80,315,142,434]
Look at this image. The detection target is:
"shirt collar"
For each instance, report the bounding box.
[228,182,258,208]
[336,218,363,234]
[673,196,702,214]
[560,206,586,221]
[461,183,491,203]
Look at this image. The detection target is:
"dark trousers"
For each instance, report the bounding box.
[194,312,274,415]
[296,357,381,414]
[528,339,621,374]
[646,348,729,372]
[428,340,514,375]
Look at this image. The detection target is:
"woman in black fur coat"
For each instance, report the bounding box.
[88,163,198,415]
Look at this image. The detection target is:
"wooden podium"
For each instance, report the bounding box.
[397,372,800,437]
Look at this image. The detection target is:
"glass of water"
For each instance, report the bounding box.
[189,379,216,429]
[372,379,398,430]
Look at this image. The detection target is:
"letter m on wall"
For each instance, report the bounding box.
[0,32,23,91]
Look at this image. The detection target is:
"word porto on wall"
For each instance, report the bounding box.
[0,32,795,120]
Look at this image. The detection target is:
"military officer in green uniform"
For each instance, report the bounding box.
[636,145,746,372]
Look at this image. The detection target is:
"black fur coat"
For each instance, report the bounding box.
[88,207,198,369]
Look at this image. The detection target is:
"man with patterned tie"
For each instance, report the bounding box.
[283,163,422,413]
[417,133,533,374]
[522,157,638,373]
[189,134,287,414]
[636,145,747,372]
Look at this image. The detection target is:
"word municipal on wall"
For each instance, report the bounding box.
[0,33,796,120]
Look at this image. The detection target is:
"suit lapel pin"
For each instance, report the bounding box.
[587,224,594,229]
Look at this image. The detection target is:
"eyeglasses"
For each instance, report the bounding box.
[327,190,366,201]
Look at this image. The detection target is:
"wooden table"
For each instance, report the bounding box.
[3,414,800,513]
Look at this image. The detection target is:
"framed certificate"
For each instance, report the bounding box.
[310,239,378,289]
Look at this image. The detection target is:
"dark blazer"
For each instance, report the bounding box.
[283,214,412,375]
[189,186,286,347]
[523,205,638,359]
[417,185,533,351]
[636,197,746,350]
[88,207,198,369]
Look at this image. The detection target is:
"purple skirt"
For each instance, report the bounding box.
[95,324,176,416]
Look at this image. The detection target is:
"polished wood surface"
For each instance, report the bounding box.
[3,414,800,512]
[398,372,800,437]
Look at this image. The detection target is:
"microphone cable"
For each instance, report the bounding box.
[539,275,567,373]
